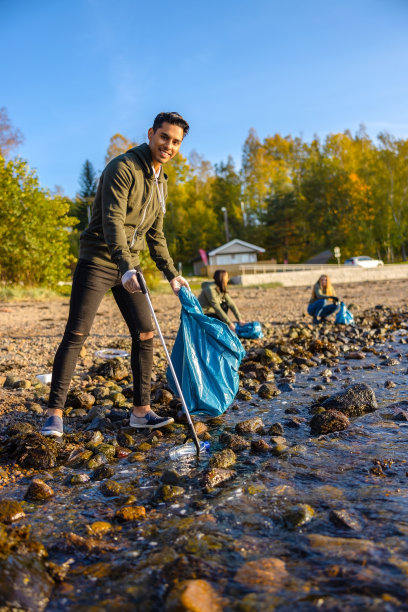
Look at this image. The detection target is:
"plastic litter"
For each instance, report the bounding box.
[169,441,210,460]
[94,349,129,359]
[167,287,245,416]
[235,321,264,339]
[335,302,354,325]
[36,373,52,384]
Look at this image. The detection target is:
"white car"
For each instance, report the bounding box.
[344,256,384,268]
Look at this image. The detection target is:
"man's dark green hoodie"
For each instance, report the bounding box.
[79,143,178,281]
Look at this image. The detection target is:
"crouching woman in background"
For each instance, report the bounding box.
[198,270,245,332]
[308,274,339,324]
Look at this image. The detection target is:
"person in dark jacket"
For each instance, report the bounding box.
[198,270,245,332]
[41,112,190,437]
[307,274,339,324]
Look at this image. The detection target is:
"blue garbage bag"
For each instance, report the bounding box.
[235,321,264,339]
[167,287,246,415]
[335,301,354,325]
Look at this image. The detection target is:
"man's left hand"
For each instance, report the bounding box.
[170,276,190,295]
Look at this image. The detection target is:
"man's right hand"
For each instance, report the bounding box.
[229,322,236,332]
[122,270,140,293]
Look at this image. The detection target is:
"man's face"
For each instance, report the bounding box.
[148,122,184,167]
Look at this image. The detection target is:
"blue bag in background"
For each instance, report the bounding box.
[235,321,264,339]
[335,301,354,325]
[167,287,246,416]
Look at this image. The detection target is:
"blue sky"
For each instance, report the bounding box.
[1,0,408,197]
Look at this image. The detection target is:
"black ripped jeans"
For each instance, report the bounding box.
[48,259,154,411]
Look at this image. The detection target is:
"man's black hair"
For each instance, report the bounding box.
[152,112,189,136]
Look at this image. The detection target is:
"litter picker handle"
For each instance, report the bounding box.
[136,271,147,294]
[135,270,201,456]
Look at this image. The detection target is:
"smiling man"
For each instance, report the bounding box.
[41,112,190,437]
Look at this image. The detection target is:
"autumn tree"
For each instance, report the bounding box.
[211,157,244,243]
[0,107,24,158]
[105,133,137,164]
[0,156,78,285]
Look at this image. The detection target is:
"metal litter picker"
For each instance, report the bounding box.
[136,271,201,457]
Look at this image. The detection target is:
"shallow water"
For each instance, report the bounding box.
[2,328,408,611]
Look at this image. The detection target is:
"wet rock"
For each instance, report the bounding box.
[116,432,135,447]
[384,380,396,388]
[115,446,132,458]
[283,503,315,528]
[91,464,115,480]
[209,449,237,469]
[284,406,300,414]
[203,468,236,491]
[128,452,146,463]
[84,405,107,422]
[235,417,264,434]
[307,533,375,557]
[105,408,127,421]
[161,470,184,485]
[70,473,90,485]
[110,391,127,407]
[66,448,93,468]
[62,531,116,553]
[234,557,288,592]
[321,383,377,417]
[237,388,252,401]
[25,479,55,502]
[206,415,225,427]
[84,416,112,432]
[257,382,281,399]
[310,410,350,435]
[284,416,305,428]
[380,358,400,366]
[155,388,174,405]
[158,484,185,501]
[114,506,146,522]
[382,401,408,423]
[95,359,129,381]
[251,439,271,453]
[219,432,250,452]
[0,550,54,611]
[5,433,59,469]
[329,509,362,531]
[91,386,111,401]
[271,445,289,457]
[86,430,104,445]
[136,442,152,452]
[71,391,95,410]
[86,521,112,537]
[87,452,109,470]
[0,499,25,523]
[268,422,284,436]
[278,382,293,392]
[165,579,222,612]
[260,349,282,365]
[345,351,366,360]
[194,422,209,437]
[3,375,21,388]
[100,480,125,497]
[94,443,116,459]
